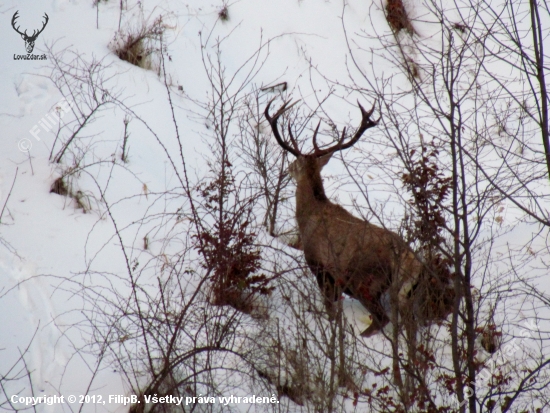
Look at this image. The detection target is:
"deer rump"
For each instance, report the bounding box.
[299,202,419,337]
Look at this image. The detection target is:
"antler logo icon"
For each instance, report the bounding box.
[11,11,49,54]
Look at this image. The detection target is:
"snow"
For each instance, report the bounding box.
[0,1,380,410]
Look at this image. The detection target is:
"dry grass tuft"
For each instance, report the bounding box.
[50,177,91,213]
[218,6,229,21]
[50,177,69,196]
[110,15,165,71]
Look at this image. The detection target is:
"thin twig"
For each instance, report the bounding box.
[0,167,18,224]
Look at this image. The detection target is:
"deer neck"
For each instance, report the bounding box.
[295,172,328,226]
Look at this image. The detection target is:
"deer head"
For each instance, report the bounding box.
[12,11,49,54]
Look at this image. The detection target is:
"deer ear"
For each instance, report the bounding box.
[318,152,333,168]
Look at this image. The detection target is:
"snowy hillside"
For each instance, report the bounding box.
[1,0,550,412]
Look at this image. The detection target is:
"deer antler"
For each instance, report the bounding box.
[12,12,48,40]
[312,120,322,153]
[312,101,379,157]
[29,13,49,40]
[264,98,301,157]
[265,99,378,158]
[11,11,26,37]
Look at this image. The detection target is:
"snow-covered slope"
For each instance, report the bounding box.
[0,1,391,411]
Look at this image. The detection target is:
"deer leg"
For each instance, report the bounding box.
[350,274,391,337]
[358,293,390,337]
[311,266,341,319]
[319,272,340,318]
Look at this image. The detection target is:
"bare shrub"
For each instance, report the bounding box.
[110,15,165,71]
[235,88,296,245]
[43,48,139,216]
[0,330,38,411]
[45,49,119,165]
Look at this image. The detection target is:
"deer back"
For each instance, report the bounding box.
[299,199,411,284]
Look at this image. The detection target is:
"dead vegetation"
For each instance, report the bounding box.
[50,177,90,213]
[110,15,165,71]
[384,0,421,80]
[195,174,275,316]
[385,0,416,35]
[401,140,456,324]
[404,55,420,79]
[218,5,229,21]
[50,177,69,196]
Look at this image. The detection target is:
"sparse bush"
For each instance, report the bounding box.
[46,50,118,165]
[401,140,455,325]
[110,15,165,72]
[195,172,274,314]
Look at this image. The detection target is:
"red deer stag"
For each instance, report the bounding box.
[265,99,422,337]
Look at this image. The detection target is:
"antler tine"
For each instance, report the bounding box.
[287,123,301,153]
[335,101,378,151]
[312,120,322,154]
[337,126,347,147]
[264,98,301,157]
[37,13,49,35]
[28,13,49,40]
[313,101,378,157]
[11,11,26,36]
